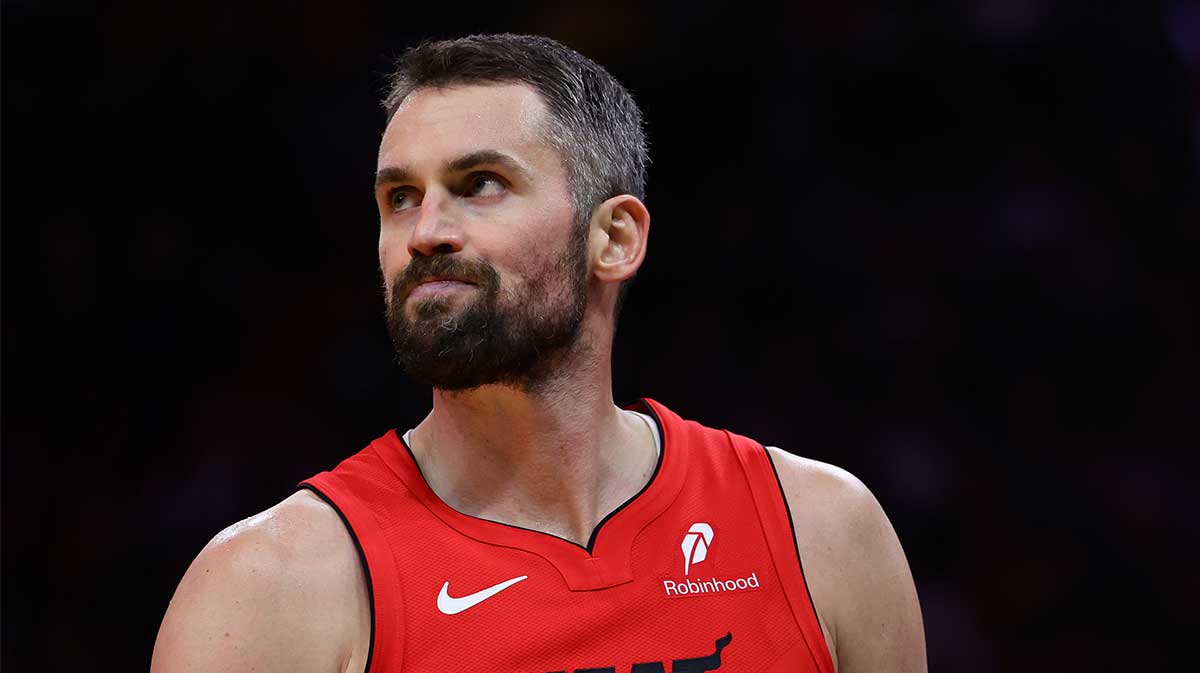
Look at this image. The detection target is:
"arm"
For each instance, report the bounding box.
[767,447,927,673]
[150,491,370,673]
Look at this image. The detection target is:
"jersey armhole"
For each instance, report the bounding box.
[728,436,837,673]
[298,475,388,671]
[762,448,834,665]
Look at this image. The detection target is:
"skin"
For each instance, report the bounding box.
[151,83,926,673]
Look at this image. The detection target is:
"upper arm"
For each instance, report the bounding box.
[767,447,927,673]
[151,491,369,673]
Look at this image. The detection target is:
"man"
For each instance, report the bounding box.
[151,34,926,673]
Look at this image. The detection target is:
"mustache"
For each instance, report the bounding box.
[391,254,501,301]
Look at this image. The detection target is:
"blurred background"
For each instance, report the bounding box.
[3,1,1197,670]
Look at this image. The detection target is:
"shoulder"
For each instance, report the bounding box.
[199,489,356,571]
[151,490,370,673]
[764,447,879,546]
[196,490,365,597]
[765,447,927,673]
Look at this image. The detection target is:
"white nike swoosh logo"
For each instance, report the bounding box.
[437,575,528,615]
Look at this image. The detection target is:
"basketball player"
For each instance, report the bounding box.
[151,34,926,673]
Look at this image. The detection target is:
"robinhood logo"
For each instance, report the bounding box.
[665,522,761,598]
[681,523,713,575]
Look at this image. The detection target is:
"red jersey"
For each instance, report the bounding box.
[300,399,835,673]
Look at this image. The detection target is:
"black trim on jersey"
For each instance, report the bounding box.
[585,399,666,552]
[395,398,667,555]
[297,483,376,673]
[762,445,826,643]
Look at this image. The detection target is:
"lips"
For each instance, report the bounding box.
[415,275,477,287]
[405,276,478,301]
[392,255,500,305]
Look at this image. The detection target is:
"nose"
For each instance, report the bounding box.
[407,189,465,258]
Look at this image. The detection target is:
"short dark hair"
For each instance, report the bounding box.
[382,34,649,228]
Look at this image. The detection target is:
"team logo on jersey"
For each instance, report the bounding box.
[663,523,760,598]
[544,631,732,673]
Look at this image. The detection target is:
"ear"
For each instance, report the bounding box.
[590,194,650,283]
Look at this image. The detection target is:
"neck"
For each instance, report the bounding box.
[408,337,657,547]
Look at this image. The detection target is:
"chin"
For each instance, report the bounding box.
[409,295,467,321]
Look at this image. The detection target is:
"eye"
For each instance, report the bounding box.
[387,187,419,212]
[463,173,506,198]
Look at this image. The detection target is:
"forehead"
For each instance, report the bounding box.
[377,83,555,171]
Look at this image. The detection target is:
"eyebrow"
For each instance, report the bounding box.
[374,149,532,190]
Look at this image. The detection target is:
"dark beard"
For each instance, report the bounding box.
[385,225,589,392]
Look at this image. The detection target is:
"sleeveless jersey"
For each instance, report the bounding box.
[300,399,835,673]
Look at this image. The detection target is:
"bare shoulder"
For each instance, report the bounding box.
[765,447,927,673]
[764,449,884,556]
[765,448,873,521]
[151,490,370,673]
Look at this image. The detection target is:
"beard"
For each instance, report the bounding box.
[385,225,590,392]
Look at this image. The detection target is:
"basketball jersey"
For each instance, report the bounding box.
[299,398,835,673]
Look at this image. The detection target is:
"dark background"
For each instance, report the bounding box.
[3,1,1197,670]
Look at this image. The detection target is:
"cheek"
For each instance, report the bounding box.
[378,228,409,282]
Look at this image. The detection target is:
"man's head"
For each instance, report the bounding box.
[374,35,650,393]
